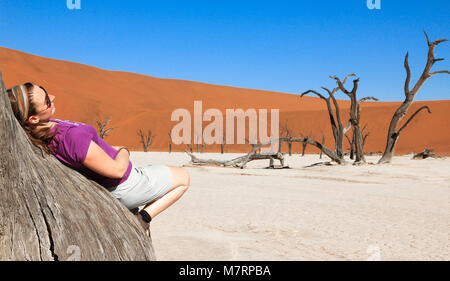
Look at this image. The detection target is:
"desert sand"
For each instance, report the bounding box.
[1,47,450,155]
[130,152,450,261]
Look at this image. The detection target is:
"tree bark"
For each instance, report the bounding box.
[378,32,449,164]
[0,72,155,261]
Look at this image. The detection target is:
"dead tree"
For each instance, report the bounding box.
[362,124,370,152]
[168,131,173,153]
[378,32,448,164]
[0,72,154,261]
[96,115,117,139]
[330,75,378,164]
[300,74,354,159]
[280,121,294,156]
[138,129,155,152]
[220,135,226,154]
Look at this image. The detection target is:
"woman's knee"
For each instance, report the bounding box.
[169,166,190,189]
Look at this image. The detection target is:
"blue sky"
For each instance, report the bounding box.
[0,0,448,101]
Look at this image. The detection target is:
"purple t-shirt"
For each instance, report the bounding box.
[48,118,132,189]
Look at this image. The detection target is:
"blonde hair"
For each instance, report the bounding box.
[7,82,58,154]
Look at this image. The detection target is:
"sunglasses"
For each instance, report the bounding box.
[39,86,52,110]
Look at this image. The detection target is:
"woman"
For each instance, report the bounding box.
[7,82,190,232]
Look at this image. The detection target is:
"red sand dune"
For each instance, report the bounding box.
[1,46,449,156]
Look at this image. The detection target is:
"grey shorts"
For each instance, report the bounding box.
[110,164,173,210]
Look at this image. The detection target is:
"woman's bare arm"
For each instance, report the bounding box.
[82,141,130,179]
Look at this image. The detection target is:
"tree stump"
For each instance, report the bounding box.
[0,72,155,261]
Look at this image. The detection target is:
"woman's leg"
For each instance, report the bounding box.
[141,166,190,219]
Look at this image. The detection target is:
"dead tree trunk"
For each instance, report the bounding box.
[0,72,154,261]
[331,76,378,164]
[378,32,448,164]
[300,74,354,160]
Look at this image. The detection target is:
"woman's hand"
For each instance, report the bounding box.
[112,145,123,151]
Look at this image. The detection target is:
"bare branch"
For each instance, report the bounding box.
[300,90,327,100]
[344,133,352,146]
[321,86,333,96]
[404,52,411,94]
[362,123,368,134]
[397,106,432,135]
[329,75,359,98]
[429,70,450,76]
[343,120,352,134]
[342,73,356,85]
[424,30,431,46]
[359,96,379,103]
[329,75,349,95]
[424,30,448,47]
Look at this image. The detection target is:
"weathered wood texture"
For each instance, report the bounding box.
[0,72,155,261]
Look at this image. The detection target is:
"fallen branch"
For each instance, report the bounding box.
[184,136,349,168]
[412,148,441,160]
